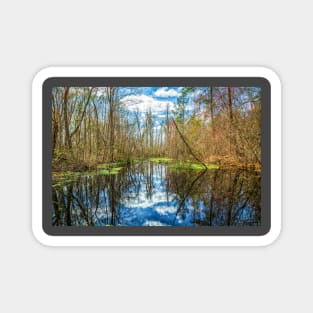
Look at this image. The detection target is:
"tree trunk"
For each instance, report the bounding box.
[171,118,207,167]
[63,87,72,151]
[107,87,115,163]
[227,87,233,121]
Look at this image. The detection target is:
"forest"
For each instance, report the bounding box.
[51,86,261,227]
[52,86,261,172]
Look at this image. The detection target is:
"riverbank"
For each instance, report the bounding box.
[52,156,260,188]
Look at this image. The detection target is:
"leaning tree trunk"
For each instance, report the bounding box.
[171,118,207,167]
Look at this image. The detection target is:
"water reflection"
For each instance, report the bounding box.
[52,162,261,226]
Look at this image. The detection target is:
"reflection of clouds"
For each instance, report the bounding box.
[123,190,175,209]
[143,221,167,226]
[155,206,177,215]
[118,168,180,226]
[54,162,261,227]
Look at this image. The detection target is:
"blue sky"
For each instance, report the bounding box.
[120,87,182,113]
[120,87,182,99]
[119,87,184,129]
[98,86,260,128]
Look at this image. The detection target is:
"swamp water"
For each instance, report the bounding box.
[52,161,261,227]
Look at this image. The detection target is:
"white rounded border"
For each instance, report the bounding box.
[32,66,281,246]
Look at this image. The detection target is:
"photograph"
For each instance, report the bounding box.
[51,85,262,227]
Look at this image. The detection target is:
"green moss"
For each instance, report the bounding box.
[149,157,174,163]
[52,166,125,187]
[52,171,80,180]
[97,167,123,175]
[97,161,128,169]
[131,159,143,163]
[168,162,220,170]
[52,172,80,188]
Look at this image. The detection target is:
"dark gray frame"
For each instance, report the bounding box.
[43,77,270,236]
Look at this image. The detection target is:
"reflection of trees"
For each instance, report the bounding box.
[171,170,207,225]
[52,163,261,227]
[52,162,153,226]
[53,167,133,226]
[167,169,261,226]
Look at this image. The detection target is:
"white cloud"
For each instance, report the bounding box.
[120,94,175,114]
[154,87,180,98]
[95,87,107,97]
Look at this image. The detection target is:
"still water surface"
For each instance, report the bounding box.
[52,162,261,226]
